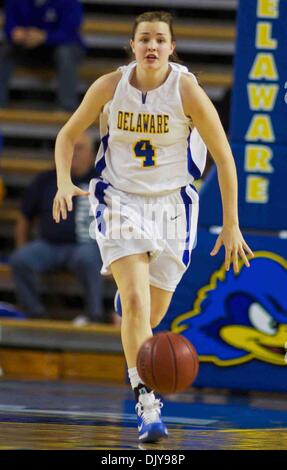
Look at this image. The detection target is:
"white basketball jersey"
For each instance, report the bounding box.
[95,61,207,195]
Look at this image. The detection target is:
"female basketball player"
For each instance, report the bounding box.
[53,11,254,443]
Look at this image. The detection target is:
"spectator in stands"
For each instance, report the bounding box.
[0,0,84,111]
[10,132,106,324]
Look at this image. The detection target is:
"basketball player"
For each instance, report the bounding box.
[53,11,254,443]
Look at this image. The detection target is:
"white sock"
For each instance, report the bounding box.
[128,367,142,389]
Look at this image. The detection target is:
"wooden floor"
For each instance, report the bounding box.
[0,380,286,450]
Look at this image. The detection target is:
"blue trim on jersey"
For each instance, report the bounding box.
[180,185,193,267]
[94,180,109,235]
[187,129,201,180]
[95,132,109,176]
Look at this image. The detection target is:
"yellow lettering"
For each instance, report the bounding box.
[157,115,163,133]
[117,111,123,129]
[123,112,129,131]
[142,114,150,132]
[249,53,278,80]
[257,0,279,18]
[246,176,269,203]
[245,145,273,172]
[150,115,156,133]
[246,115,275,141]
[164,115,169,133]
[136,114,142,132]
[247,84,278,110]
[256,23,277,49]
[118,113,168,133]
[129,113,135,132]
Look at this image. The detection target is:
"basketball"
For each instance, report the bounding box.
[136,332,199,394]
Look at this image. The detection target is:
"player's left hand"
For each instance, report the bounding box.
[210,224,254,273]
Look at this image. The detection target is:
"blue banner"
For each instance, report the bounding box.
[199,0,287,231]
[230,0,287,144]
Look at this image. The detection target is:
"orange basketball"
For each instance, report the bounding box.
[136,332,199,394]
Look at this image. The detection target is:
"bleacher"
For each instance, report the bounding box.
[0,0,237,379]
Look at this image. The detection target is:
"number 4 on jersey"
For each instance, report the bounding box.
[133,140,156,168]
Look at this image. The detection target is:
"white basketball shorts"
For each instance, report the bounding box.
[89,178,199,292]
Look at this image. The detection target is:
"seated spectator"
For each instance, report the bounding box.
[10,132,106,324]
[0,0,84,111]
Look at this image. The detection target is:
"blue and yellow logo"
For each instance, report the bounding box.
[172,252,287,366]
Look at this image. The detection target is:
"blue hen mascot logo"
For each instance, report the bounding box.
[172,252,287,366]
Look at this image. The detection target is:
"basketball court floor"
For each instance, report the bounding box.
[0,380,286,450]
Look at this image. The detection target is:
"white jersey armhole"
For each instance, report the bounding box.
[171,63,207,170]
[168,62,198,122]
[101,68,124,124]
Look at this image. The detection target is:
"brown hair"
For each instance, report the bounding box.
[132,11,175,41]
[131,11,181,63]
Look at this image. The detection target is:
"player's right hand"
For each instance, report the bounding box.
[53,182,89,223]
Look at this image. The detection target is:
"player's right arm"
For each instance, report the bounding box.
[53,70,121,223]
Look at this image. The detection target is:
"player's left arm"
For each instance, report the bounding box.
[180,74,254,273]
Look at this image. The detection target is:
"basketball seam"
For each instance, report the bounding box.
[166,333,177,394]
[182,337,199,381]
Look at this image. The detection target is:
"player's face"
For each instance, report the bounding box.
[131,21,175,70]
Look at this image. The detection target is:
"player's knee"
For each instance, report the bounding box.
[121,292,147,323]
[150,310,166,329]
[150,298,170,327]
[150,316,161,329]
